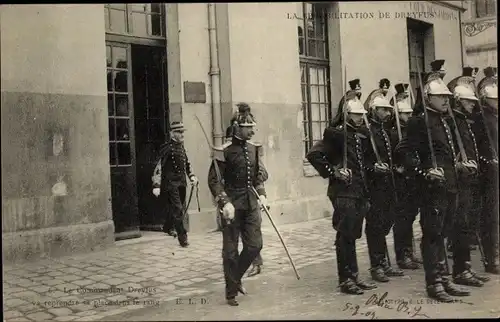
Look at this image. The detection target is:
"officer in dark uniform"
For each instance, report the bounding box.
[307,89,377,295]
[208,103,269,306]
[363,86,405,282]
[390,83,422,270]
[224,125,264,278]
[446,68,490,286]
[397,72,471,302]
[473,66,499,275]
[152,121,198,247]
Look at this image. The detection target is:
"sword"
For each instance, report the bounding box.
[250,186,301,280]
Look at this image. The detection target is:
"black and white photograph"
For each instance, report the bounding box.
[1,1,498,321]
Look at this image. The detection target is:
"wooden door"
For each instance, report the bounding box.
[106,42,140,237]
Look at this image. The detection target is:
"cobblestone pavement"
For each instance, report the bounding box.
[5,217,423,321]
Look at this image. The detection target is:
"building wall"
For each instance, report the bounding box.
[1,5,114,263]
[461,0,497,79]
[338,1,464,104]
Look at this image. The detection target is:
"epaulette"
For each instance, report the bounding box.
[212,142,231,162]
[248,141,264,156]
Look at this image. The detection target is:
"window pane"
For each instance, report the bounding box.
[310,86,320,103]
[318,68,325,85]
[106,46,112,67]
[117,143,132,165]
[307,20,315,38]
[108,118,116,141]
[113,47,128,69]
[321,105,328,120]
[151,3,162,15]
[131,13,148,37]
[114,71,128,92]
[311,104,321,121]
[319,86,326,103]
[298,37,305,55]
[116,119,130,141]
[109,9,127,34]
[108,93,114,116]
[107,70,113,92]
[316,40,326,59]
[308,40,317,58]
[150,14,163,36]
[115,94,129,116]
[309,67,318,85]
[311,122,322,140]
[315,19,325,39]
[109,143,117,166]
[300,64,306,83]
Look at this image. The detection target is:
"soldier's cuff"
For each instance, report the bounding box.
[256,189,266,198]
[215,192,229,207]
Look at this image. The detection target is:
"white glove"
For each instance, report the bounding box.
[222,202,235,221]
[259,195,269,210]
[190,175,199,186]
[152,188,160,197]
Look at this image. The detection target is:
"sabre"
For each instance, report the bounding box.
[392,88,402,142]
[250,186,301,280]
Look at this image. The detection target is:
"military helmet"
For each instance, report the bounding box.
[366,90,393,110]
[449,76,478,101]
[424,73,453,96]
[477,67,498,100]
[231,102,256,127]
[345,91,366,114]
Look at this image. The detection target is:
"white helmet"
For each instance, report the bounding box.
[397,100,413,113]
[453,84,478,101]
[425,74,452,96]
[347,97,367,114]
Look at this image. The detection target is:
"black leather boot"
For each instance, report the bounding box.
[353,273,377,290]
[426,283,454,303]
[340,279,364,295]
[226,297,239,306]
[398,255,420,269]
[465,262,490,282]
[453,270,484,287]
[178,234,189,247]
[442,278,471,296]
[247,264,262,277]
[370,267,389,283]
[382,258,405,277]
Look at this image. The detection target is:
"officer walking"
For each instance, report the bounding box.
[307,87,377,295]
[391,83,422,270]
[446,67,490,287]
[473,66,499,275]
[363,85,405,283]
[208,103,269,306]
[224,125,264,278]
[152,121,198,247]
[397,71,471,302]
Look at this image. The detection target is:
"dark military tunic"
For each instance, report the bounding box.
[447,111,481,274]
[307,124,371,284]
[207,137,267,299]
[472,109,499,268]
[153,139,194,236]
[399,109,460,286]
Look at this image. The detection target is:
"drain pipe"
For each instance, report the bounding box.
[208,3,223,147]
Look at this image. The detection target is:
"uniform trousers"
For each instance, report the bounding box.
[451,182,477,274]
[331,196,369,283]
[420,183,457,286]
[221,207,263,299]
[479,165,499,267]
[393,178,420,261]
[365,182,396,268]
[161,184,187,237]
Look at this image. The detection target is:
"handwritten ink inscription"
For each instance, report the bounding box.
[342,302,377,319]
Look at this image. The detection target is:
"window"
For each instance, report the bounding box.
[407,19,426,95]
[476,0,497,18]
[297,3,331,156]
[107,44,132,167]
[104,4,165,38]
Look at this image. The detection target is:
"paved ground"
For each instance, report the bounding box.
[3,217,499,321]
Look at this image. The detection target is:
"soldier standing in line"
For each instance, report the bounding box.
[307,88,377,295]
[363,86,405,283]
[208,103,269,306]
[224,125,264,278]
[473,66,499,275]
[391,83,422,270]
[446,67,491,287]
[152,121,198,247]
[397,72,471,302]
